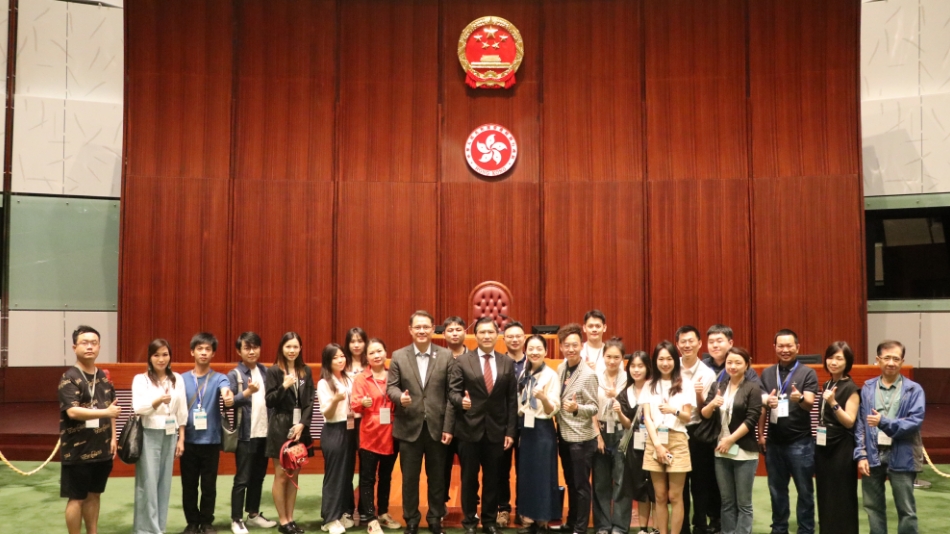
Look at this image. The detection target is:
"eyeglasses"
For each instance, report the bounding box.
[77,340,100,347]
[878,356,903,363]
[411,325,433,332]
[562,343,581,350]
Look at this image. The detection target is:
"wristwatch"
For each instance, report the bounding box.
[675,409,681,417]
[832,404,841,411]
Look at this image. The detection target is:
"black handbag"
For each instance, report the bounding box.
[690,383,723,446]
[117,413,143,464]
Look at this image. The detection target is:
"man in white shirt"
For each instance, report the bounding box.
[675,326,719,534]
[581,310,608,372]
[228,332,277,533]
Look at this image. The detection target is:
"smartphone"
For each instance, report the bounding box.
[287,428,296,440]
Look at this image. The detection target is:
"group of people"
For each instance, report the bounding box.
[57,311,926,534]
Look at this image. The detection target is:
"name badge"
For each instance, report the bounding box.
[727,443,739,456]
[606,419,616,434]
[524,410,535,429]
[816,426,827,446]
[380,407,391,425]
[293,408,301,425]
[777,398,789,418]
[86,418,100,429]
[165,417,178,435]
[194,409,207,431]
[634,425,646,451]
[346,414,355,430]
[657,426,670,445]
[878,430,893,446]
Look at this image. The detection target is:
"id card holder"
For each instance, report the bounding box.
[878,431,893,446]
[769,406,779,424]
[293,408,301,425]
[346,413,355,430]
[380,407,391,425]
[165,417,177,435]
[86,418,100,429]
[606,418,616,434]
[777,397,789,418]
[524,410,535,429]
[634,425,646,451]
[727,443,739,456]
[657,426,670,445]
[816,426,827,446]
[194,409,208,431]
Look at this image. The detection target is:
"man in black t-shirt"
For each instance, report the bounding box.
[59,325,122,534]
[758,329,818,534]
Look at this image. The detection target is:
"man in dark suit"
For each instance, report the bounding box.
[449,317,517,534]
[387,310,457,534]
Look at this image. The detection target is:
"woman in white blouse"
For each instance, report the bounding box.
[131,339,187,534]
[639,340,693,534]
[516,335,561,533]
[592,338,630,534]
[317,343,354,534]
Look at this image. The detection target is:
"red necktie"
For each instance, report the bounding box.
[483,354,494,393]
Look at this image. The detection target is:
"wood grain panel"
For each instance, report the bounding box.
[647,179,752,348]
[749,0,860,179]
[229,181,335,363]
[645,0,747,181]
[125,0,233,179]
[338,0,439,183]
[542,182,646,349]
[541,0,643,183]
[233,0,336,182]
[120,176,230,363]
[752,175,865,361]
[337,183,439,348]
[442,0,540,184]
[440,183,541,329]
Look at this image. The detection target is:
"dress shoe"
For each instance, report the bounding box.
[484,525,503,534]
[428,522,445,534]
[464,527,478,534]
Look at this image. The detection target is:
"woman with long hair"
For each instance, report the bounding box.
[344,327,369,374]
[341,327,368,526]
[700,347,762,534]
[616,351,656,534]
[639,340,693,534]
[131,339,187,534]
[516,335,561,533]
[815,341,860,534]
[592,338,631,534]
[317,343,355,534]
[265,332,315,534]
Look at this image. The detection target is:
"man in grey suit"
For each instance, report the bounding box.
[387,310,457,534]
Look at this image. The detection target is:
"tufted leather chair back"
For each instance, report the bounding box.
[469,281,513,330]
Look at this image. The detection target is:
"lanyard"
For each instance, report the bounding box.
[76,366,97,403]
[369,372,389,408]
[775,361,799,395]
[193,372,211,410]
[877,376,903,416]
[819,379,840,425]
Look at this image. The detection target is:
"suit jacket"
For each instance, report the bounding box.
[386,343,457,442]
[448,350,517,443]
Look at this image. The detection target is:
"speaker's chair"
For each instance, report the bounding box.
[469,281,513,330]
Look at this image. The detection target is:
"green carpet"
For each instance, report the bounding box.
[1,462,948,533]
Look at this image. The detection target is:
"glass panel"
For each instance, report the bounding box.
[866,205,950,300]
[9,195,119,310]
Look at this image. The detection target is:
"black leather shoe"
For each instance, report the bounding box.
[290,522,306,534]
[404,526,419,534]
[464,527,478,534]
[484,525,503,534]
[428,523,445,534]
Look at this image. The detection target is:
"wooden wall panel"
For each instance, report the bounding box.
[541,0,643,183]
[442,0,540,184]
[647,180,752,349]
[338,0,439,183]
[752,175,865,361]
[543,182,646,349]
[233,0,336,182]
[645,0,747,181]
[337,183,439,348]
[229,182,334,363]
[749,0,860,179]
[125,0,233,180]
[120,177,230,362]
[440,183,541,328]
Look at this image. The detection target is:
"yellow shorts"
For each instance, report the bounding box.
[643,429,692,473]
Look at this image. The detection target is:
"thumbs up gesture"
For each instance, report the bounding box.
[361,395,373,408]
[400,389,412,407]
[822,386,837,404]
[868,408,882,427]
[790,385,802,403]
[711,391,725,408]
[767,389,779,409]
[563,392,578,413]
[462,390,472,410]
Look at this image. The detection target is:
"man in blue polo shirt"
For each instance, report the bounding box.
[181,332,234,534]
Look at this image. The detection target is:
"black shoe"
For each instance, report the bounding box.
[428,522,445,534]
[290,522,306,534]
[278,524,296,534]
[404,526,419,534]
[484,525,503,534]
[201,525,218,534]
[464,527,477,534]
[182,525,199,534]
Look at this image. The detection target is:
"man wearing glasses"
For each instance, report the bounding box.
[387,310,457,534]
[498,321,527,529]
[855,340,925,534]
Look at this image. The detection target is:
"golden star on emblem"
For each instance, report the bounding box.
[483,27,499,39]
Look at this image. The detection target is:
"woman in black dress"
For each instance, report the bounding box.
[814,341,860,534]
[616,351,656,534]
[265,332,315,534]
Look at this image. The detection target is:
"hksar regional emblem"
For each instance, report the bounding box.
[465,124,518,177]
[458,16,524,89]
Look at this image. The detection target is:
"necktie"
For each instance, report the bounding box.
[483,354,494,393]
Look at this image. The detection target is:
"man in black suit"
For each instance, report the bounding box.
[387,310,457,534]
[449,317,517,534]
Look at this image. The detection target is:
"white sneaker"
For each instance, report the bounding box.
[377,514,401,530]
[328,520,346,534]
[231,520,249,534]
[341,514,355,528]
[246,514,278,528]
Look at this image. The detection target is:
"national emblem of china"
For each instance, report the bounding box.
[465,124,518,177]
[458,16,524,89]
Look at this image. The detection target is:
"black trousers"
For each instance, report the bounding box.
[442,437,460,503]
[344,424,360,514]
[459,436,505,528]
[498,432,520,513]
[682,433,721,533]
[181,442,221,526]
[558,436,597,534]
[322,422,355,523]
[231,437,269,520]
[358,447,398,521]
[399,423,447,528]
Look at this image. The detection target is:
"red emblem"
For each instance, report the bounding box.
[458,17,524,89]
[465,124,518,177]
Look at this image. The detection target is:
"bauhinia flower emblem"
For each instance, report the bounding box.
[477,134,508,165]
[464,124,518,177]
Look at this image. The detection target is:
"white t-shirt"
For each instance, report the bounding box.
[680,357,717,426]
[638,378,694,434]
[596,370,628,431]
[317,376,352,423]
[249,366,268,439]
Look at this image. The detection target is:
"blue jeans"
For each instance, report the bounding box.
[715,457,757,534]
[765,437,815,534]
[592,428,632,534]
[862,465,917,534]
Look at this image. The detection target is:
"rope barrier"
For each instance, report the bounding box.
[0,439,61,476]
[922,445,950,479]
